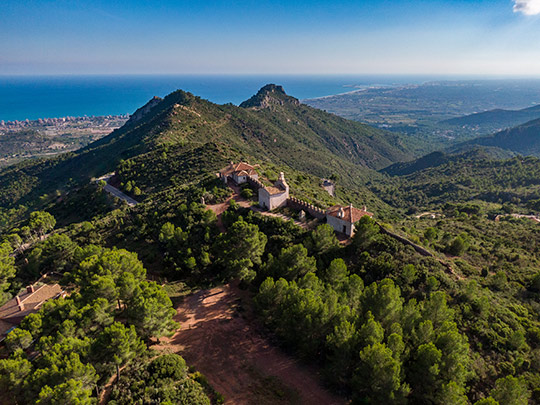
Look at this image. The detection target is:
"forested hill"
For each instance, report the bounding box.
[3,85,540,404]
[456,118,540,157]
[382,147,515,177]
[0,84,411,218]
[373,149,540,209]
[442,104,540,130]
[382,151,453,177]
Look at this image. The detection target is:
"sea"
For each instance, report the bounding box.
[0,74,439,121]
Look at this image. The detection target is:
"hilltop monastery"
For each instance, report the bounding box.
[219,161,372,237]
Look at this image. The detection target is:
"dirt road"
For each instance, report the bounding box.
[153,284,346,405]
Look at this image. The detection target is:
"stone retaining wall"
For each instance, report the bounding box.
[378,225,433,257]
[286,197,326,220]
[247,176,264,190]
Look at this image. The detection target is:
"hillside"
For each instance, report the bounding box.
[382,147,515,177]
[442,104,540,130]
[373,150,540,210]
[382,151,453,177]
[0,84,411,225]
[2,85,540,404]
[457,118,540,157]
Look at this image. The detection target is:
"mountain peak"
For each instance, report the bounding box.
[259,83,287,95]
[127,96,163,124]
[239,84,299,109]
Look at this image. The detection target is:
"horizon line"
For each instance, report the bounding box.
[3,72,540,79]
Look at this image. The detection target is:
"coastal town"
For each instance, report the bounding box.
[0,115,128,167]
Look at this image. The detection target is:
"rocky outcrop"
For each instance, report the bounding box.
[239,84,300,109]
[127,96,162,124]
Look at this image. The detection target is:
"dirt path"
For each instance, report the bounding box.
[152,284,346,405]
[206,180,310,233]
[99,365,128,405]
[205,180,242,232]
[495,213,540,223]
[206,195,234,232]
[249,204,310,229]
[414,212,441,219]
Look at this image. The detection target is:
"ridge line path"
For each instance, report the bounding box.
[152,283,346,405]
[95,173,139,207]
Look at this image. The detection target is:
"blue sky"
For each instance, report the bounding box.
[2,0,540,75]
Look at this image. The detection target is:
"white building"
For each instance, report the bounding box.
[259,172,289,210]
[219,162,259,184]
[326,203,373,237]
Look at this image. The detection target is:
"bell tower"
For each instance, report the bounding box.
[275,172,289,193]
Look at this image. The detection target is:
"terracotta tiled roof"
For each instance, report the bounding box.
[326,204,373,223]
[220,162,258,177]
[263,185,286,195]
[0,284,64,334]
[0,319,14,337]
[233,162,256,172]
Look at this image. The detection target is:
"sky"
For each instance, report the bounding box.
[1,0,540,76]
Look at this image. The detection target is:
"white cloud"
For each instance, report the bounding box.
[514,0,540,15]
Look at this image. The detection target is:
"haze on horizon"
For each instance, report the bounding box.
[2,0,540,76]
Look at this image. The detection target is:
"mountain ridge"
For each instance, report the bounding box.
[0,84,412,223]
[381,146,514,177]
[442,104,540,128]
[455,117,540,157]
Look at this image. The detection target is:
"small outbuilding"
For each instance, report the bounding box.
[326,203,373,237]
[259,172,289,210]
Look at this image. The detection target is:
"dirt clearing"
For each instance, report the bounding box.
[153,284,346,405]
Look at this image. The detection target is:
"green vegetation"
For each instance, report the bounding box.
[458,118,540,157]
[0,240,183,403]
[110,353,211,404]
[1,85,540,404]
[374,150,540,210]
